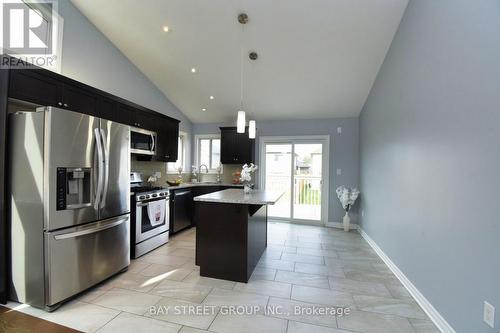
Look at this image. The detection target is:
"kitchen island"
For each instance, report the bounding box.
[193,189,284,283]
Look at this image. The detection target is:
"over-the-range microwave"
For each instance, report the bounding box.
[130,127,157,156]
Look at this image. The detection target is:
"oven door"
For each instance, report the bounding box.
[130,128,156,156]
[136,197,169,242]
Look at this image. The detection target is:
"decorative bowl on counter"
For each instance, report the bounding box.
[167,180,182,186]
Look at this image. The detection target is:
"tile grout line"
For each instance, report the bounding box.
[92,309,122,333]
[205,306,222,332]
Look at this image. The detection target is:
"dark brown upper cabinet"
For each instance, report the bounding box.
[9,69,98,115]
[6,63,180,164]
[98,97,118,121]
[116,103,141,128]
[152,113,179,162]
[62,84,98,116]
[9,69,62,107]
[220,127,255,164]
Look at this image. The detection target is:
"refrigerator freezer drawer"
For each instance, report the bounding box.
[45,214,130,307]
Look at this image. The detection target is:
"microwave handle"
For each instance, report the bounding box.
[150,133,155,153]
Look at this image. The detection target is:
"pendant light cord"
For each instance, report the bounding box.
[240,22,244,110]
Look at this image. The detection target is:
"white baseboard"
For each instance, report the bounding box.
[358,228,456,333]
[325,221,358,230]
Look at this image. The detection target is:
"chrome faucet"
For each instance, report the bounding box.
[198,164,209,182]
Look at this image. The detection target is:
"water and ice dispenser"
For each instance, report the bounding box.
[56,167,92,210]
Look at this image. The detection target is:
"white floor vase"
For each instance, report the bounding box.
[343,212,351,231]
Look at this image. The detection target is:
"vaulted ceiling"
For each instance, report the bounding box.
[71,0,408,123]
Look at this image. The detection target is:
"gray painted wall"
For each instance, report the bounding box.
[58,0,192,133]
[193,118,359,223]
[359,1,500,332]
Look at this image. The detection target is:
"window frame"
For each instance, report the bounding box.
[194,134,222,174]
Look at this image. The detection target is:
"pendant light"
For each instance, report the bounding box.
[236,13,247,134]
[237,111,246,133]
[248,50,257,139]
[248,120,256,139]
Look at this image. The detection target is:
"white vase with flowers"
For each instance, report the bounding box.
[336,186,360,231]
[240,163,258,194]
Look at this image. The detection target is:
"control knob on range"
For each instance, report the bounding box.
[152,194,158,198]
[139,195,146,200]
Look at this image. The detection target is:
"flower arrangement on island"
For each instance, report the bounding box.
[336,186,360,231]
[240,163,258,193]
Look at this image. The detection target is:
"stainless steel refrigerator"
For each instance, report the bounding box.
[8,106,130,311]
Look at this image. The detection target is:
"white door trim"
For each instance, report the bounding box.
[259,135,330,225]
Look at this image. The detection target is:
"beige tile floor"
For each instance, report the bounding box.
[5,222,440,333]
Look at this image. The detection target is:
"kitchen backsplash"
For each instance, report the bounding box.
[131,159,246,186]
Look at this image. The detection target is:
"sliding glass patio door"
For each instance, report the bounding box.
[262,138,328,223]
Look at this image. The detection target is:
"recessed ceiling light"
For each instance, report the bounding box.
[191,68,197,73]
[162,26,169,32]
[209,96,215,100]
[201,108,207,112]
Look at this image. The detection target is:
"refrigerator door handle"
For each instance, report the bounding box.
[100,128,109,209]
[53,217,128,240]
[150,133,155,154]
[94,128,104,210]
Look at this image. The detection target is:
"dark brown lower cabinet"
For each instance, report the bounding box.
[170,186,243,234]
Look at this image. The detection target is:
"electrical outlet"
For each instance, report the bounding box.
[484,301,495,328]
[154,171,162,178]
[337,127,342,134]
[336,169,342,176]
[361,210,365,217]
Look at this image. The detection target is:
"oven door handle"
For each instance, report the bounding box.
[137,200,164,207]
[137,197,167,207]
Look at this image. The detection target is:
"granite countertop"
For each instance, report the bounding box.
[165,183,243,190]
[193,188,284,205]
[131,183,243,195]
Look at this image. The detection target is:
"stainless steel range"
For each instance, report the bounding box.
[130,172,170,258]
